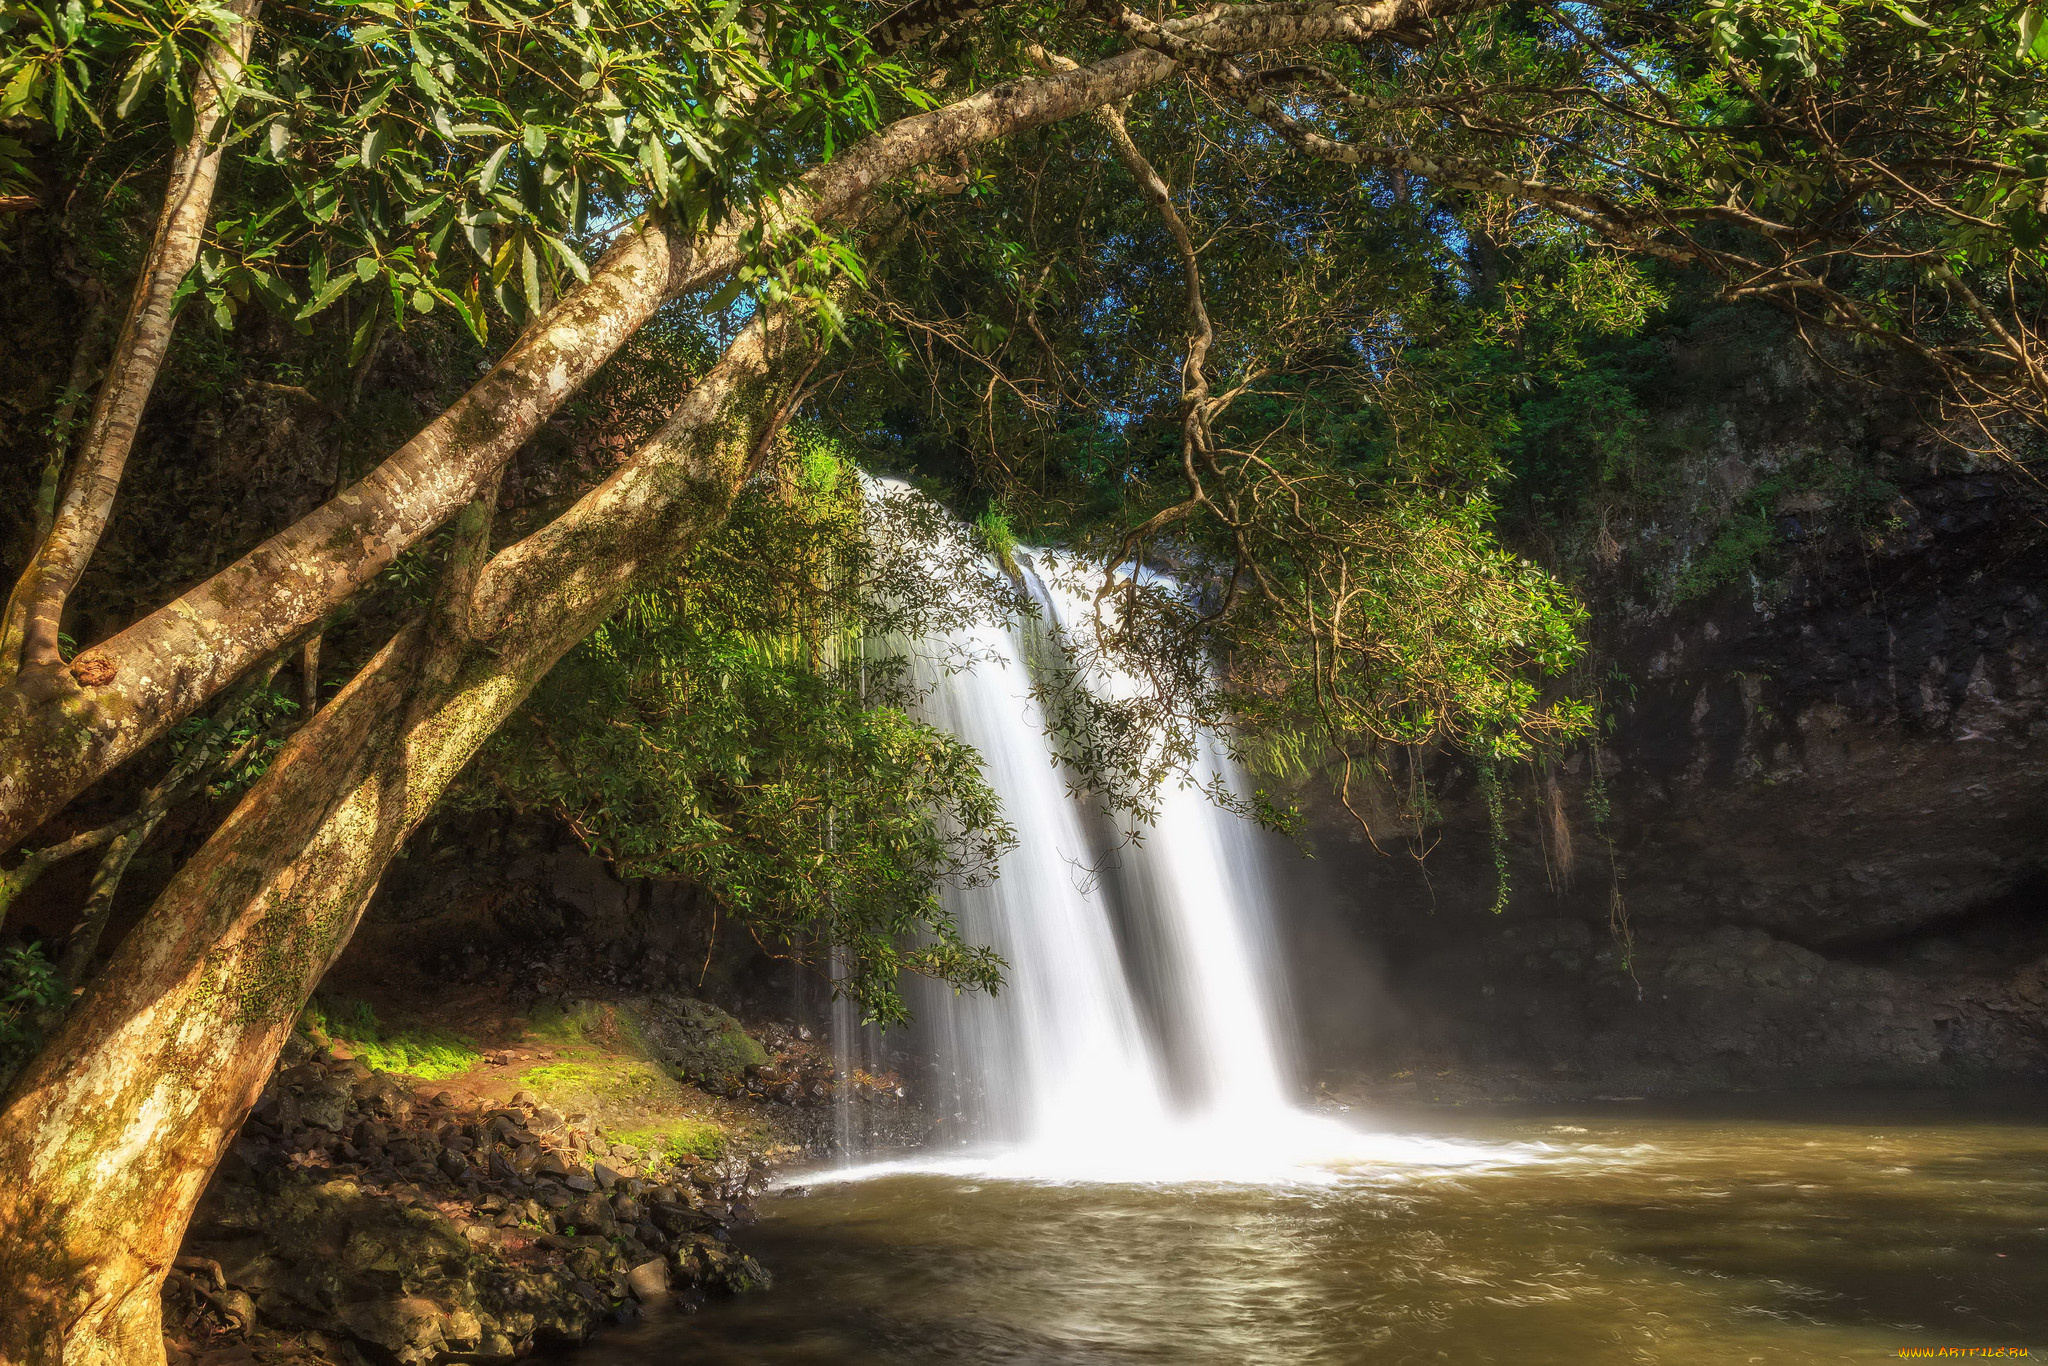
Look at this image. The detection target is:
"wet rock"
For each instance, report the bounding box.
[352,1074,413,1119]
[625,1260,670,1303]
[565,1192,616,1236]
[337,1296,448,1365]
[475,1330,518,1362]
[297,1085,352,1133]
[179,1027,783,1366]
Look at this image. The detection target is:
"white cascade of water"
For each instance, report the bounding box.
[899,600,1174,1151]
[823,483,1526,1185]
[1031,595,1297,1124]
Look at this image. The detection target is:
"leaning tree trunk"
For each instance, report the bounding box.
[1,0,263,679]
[0,0,1474,855]
[0,302,816,1366]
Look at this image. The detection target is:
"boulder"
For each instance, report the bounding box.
[617,997,767,1087]
[338,1296,447,1365]
[625,1259,670,1303]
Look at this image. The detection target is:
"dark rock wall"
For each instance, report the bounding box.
[1277,353,2048,1100]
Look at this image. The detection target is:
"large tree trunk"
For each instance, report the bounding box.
[0,0,263,680]
[0,0,1476,855]
[0,301,818,1366]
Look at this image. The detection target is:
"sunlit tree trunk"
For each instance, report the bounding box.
[0,301,818,1366]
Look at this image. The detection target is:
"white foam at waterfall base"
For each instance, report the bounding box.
[837,485,1543,1187]
[800,1111,1561,1188]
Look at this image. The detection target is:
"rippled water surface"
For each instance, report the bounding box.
[586,1098,2048,1365]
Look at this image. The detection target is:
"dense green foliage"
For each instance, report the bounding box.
[2,0,913,335]
[0,942,63,1086]
[462,445,1019,1022]
[6,0,2044,1015]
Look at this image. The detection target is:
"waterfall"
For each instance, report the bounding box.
[898,597,1172,1150]
[1021,555,1300,1118]
[829,482,1375,1184]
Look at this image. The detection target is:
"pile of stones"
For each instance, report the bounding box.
[167,1042,770,1366]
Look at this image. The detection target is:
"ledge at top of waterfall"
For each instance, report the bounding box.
[832,479,1546,1188]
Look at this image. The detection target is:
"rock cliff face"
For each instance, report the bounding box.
[1280,347,2048,1101]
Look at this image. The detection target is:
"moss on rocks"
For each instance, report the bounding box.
[303,996,482,1082]
[618,996,767,1088]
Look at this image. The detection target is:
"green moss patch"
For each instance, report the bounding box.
[610,1118,731,1165]
[517,1057,675,1107]
[302,995,482,1081]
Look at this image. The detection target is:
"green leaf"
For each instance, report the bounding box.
[249,268,297,314]
[164,76,194,147]
[478,140,513,192]
[295,179,340,224]
[352,77,399,124]
[410,286,435,314]
[461,205,499,264]
[703,272,746,314]
[0,64,38,121]
[521,235,542,316]
[433,282,485,344]
[542,233,590,284]
[2022,6,2045,61]
[295,271,355,320]
[522,123,546,158]
[361,121,393,167]
[349,301,384,365]
[114,52,159,120]
[409,60,446,100]
[638,136,671,200]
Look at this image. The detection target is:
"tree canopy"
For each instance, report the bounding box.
[1,0,2045,1347]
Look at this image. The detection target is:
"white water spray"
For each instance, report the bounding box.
[824,484,1527,1185]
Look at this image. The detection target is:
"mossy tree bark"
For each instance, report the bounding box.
[0,301,821,1366]
[0,0,1479,855]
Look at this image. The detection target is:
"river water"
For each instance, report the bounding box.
[583,1096,2046,1365]
[600,499,2047,1362]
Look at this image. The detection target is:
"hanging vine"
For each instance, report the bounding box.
[1475,756,1512,915]
[1586,742,1640,996]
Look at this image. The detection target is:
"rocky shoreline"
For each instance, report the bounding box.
[162,1023,886,1366]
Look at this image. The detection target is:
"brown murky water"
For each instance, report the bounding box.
[584,1097,2048,1365]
